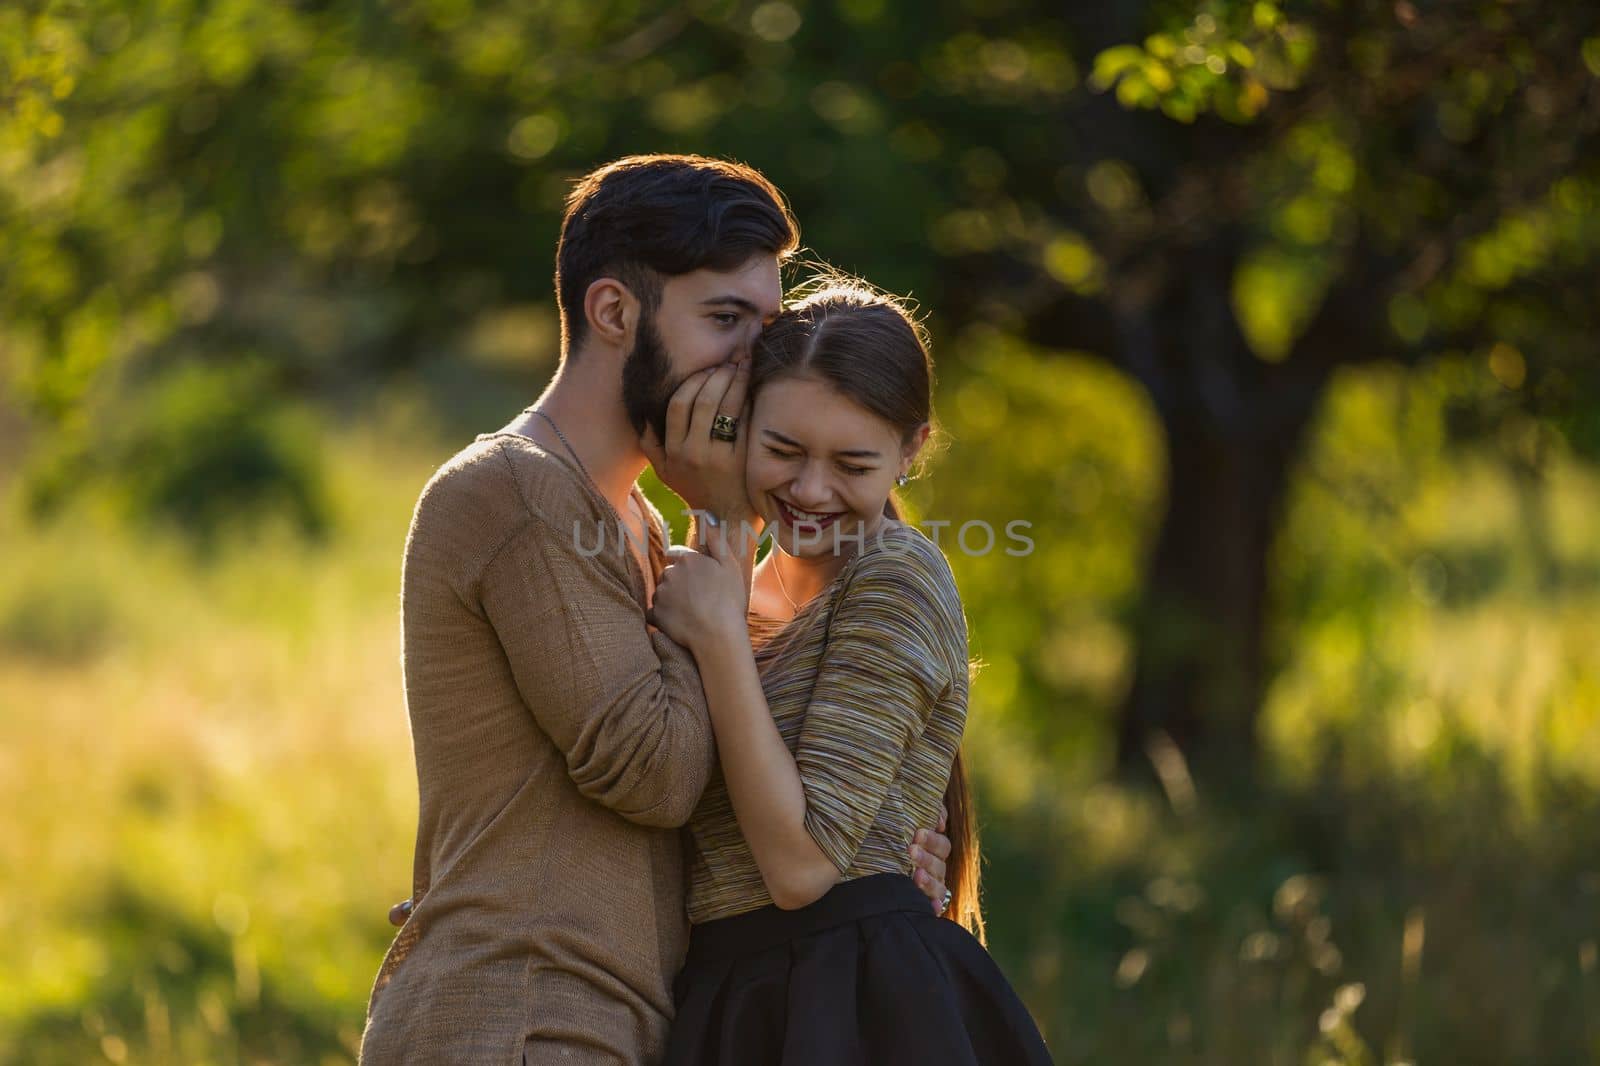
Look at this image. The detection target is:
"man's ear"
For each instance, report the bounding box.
[583,277,640,347]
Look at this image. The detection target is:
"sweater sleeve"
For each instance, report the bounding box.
[795,546,959,874]
[478,510,714,828]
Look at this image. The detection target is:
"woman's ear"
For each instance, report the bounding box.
[901,422,932,475]
[583,277,640,347]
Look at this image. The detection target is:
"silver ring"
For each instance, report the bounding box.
[710,413,739,442]
[937,889,953,917]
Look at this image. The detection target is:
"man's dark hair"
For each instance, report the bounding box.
[555,154,799,355]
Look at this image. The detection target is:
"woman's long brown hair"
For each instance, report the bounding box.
[941,747,986,943]
[754,278,985,943]
[884,492,985,944]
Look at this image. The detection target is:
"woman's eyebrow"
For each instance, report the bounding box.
[762,429,882,459]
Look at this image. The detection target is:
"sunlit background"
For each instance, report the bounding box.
[4,1,1599,1063]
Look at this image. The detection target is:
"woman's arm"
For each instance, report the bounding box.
[688,633,844,908]
[649,528,845,907]
[650,529,959,911]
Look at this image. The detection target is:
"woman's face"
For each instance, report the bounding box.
[745,373,922,559]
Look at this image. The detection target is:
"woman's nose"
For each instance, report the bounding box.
[790,463,832,507]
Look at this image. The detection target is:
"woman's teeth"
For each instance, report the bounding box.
[779,500,840,526]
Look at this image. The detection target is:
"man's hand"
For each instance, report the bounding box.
[909,803,953,915]
[640,358,761,530]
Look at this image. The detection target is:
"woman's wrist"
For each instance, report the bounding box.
[688,611,749,664]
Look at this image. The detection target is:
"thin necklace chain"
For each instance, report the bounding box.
[524,407,596,490]
[770,549,803,613]
[525,407,654,574]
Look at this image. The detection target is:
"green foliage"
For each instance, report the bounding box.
[0,567,118,661]
[3,1,1600,1059]
[5,0,1596,545]
[1267,358,1600,796]
[1089,3,1314,123]
[0,422,428,1065]
[976,752,1600,1063]
[918,328,1162,773]
[26,361,330,542]
[10,881,351,1065]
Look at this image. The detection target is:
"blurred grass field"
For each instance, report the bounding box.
[2,357,1598,1064]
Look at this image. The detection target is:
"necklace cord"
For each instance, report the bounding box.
[771,548,803,613]
[525,407,651,575]
[526,408,593,487]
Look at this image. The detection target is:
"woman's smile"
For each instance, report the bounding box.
[772,496,847,533]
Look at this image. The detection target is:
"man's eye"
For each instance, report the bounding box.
[767,447,799,460]
[711,312,739,326]
[839,464,870,476]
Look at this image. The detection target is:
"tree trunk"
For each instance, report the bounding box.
[1114,377,1327,790]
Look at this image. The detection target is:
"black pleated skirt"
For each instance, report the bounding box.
[663,873,1054,1066]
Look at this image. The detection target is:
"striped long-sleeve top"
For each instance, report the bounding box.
[684,520,970,924]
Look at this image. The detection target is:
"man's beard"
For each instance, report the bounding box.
[621,311,677,443]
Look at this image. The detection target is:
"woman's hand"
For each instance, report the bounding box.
[648,524,750,654]
[640,358,762,531]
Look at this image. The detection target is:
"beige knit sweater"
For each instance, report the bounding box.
[360,432,715,1066]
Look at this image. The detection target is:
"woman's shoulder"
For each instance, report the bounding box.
[830,521,967,682]
[841,521,963,614]
[853,520,955,575]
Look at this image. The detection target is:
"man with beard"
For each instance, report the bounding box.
[359,156,954,1066]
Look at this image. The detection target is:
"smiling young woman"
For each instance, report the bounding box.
[646,280,1052,1066]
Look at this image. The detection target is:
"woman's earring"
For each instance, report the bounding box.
[895,473,910,488]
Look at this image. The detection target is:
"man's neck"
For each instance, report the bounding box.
[506,364,646,516]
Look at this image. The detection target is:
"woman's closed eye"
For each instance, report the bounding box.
[764,446,871,477]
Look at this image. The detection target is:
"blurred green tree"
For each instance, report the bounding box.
[1010,1,1600,781]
